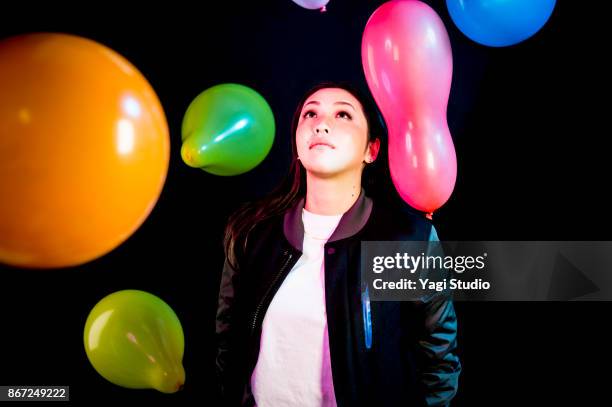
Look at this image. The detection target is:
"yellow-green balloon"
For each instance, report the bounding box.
[181,83,275,176]
[83,290,185,393]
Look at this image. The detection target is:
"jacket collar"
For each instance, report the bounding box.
[283,188,373,252]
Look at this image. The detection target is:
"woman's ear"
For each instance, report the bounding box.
[365,138,381,163]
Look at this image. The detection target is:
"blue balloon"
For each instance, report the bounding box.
[446,0,556,47]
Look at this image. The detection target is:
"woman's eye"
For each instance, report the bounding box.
[303,110,316,119]
[337,111,352,120]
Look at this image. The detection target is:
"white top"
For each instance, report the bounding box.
[251,208,342,407]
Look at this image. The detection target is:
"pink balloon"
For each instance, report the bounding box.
[362,0,457,217]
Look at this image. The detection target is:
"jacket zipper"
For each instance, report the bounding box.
[250,250,294,335]
[362,284,372,349]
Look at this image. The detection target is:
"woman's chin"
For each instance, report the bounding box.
[304,164,350,179]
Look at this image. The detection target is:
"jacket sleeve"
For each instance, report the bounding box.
[418,225,462,406]
[215,257,241,403]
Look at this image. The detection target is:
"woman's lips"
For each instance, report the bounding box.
[309,142,335,149]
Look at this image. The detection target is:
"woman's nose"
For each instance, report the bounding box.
[314,120,330,134]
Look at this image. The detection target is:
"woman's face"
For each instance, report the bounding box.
[296,88,376,178]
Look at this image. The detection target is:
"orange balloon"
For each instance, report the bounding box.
[0,33,169,268]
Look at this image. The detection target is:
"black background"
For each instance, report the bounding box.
[0,0,608,404]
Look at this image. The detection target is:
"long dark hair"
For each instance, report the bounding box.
[224,81,390,268]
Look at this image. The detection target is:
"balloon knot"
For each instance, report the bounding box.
[320,6,326,12]
[425,212,433,220]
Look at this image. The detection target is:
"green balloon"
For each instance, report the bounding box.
[181,83,275,176]
[83,290,185,393]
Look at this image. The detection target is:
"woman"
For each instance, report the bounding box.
[216,82,461,407]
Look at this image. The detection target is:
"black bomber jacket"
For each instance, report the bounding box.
[215,189,461,406]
